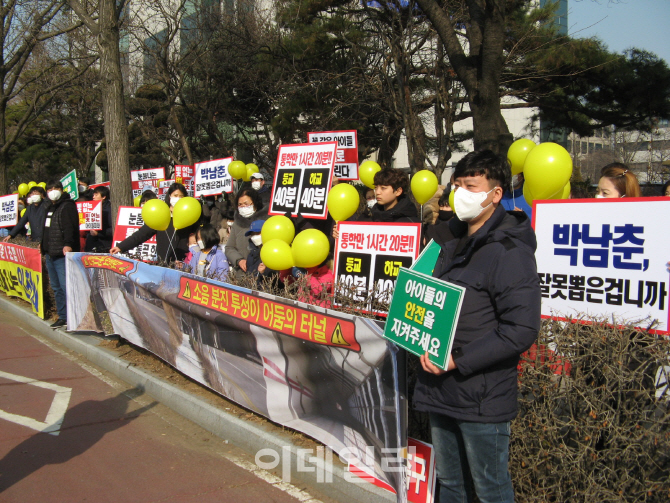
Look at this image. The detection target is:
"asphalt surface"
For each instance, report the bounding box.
[0,307,322,503]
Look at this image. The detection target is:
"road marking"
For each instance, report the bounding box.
[0,370,72,436]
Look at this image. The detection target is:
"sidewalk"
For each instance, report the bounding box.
[0,295,393,503]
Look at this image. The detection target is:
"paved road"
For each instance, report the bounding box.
[0,307,323,503]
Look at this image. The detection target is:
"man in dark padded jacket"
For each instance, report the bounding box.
[368,168,419,223]
[41,179,81,329]
[414,150,541,503]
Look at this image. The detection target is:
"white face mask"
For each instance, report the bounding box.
[511,174,523,188]
[367,199,376,208]
[453,187,494,222]
[227,221,234,227]
[238,205,255,218]
[170,196,181,207]
[79,184,87,192]
[48,190,62,201]
[250,234,263,247]
[251,181,262,191]
[197,239,205,249]
[595,194,605,199]
[27,195,42,204]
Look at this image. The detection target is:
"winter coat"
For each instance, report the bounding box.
[424,210,456,247]
[501,183,532,217]
[225,205,269,269]
[413,205,541,423]
[187,244,229,281]
[368,196,420,223]
[9,200,48,242]
[40,193,80,258]
[85,199,113,252]
[116,218,198,263]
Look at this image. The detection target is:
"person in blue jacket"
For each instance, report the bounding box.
[414,150,541,503]
[500,171,532,217]
[187,223,229,281]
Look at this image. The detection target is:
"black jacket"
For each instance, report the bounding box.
[116,218,198,263]
[424,210,456,247]
[85,199,113,252]
[40,193,80,258]
[9,201,48,242]
[368,196,420,223]
[413,205,541,423]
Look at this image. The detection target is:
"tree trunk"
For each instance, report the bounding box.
[97,0,131,221]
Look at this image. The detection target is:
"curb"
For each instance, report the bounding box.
[0,296,395,503]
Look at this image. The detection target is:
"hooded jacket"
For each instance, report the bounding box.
[413,204,541,423]
[225,205,269,269]
[368,196,420,223]
[40,192,80,258]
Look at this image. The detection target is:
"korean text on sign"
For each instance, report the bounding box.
[270,142,337,219]
[194,158,233,197]
[76,200,103,231]
[307,130,358,180]
[0,194,18,227]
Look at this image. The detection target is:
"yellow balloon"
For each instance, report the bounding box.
[522,183,535,206]
[228,160,246,179]
[18,183,29,196]
[20,208,26,217]
[28,181,37,189]
[134,194,142,207]
[411,170,438,205]
[260,239,294,271]
[507,139,536,176]
[327,183,360,221]
[173,196,202,229]
[291,229,330,268]
[448,190,455,211]
[523,142,572,200]
[142,199,171,231]
[261,215,295,244]
[246,163,260,179]
[38,182,46,189]
[359,160,381,189]
[561,182,571,199]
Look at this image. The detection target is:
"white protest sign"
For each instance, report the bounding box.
[533,197,670,333]
[0,194,18,228]
[194,157,233,197]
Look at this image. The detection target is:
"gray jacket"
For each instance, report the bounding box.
[224,205,268,269]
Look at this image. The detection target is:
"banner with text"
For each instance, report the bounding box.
[307,130,358,180]
[112,206,157,262]
[270,142,337,219]
[76,200,103,231]
[0,194,18,228]
[131,168,165,198]
[334,222,421,314]
[0,242,43,318]
[60,169,79,201]
[174,165,194,195]
[65,254,406,495]
[194,158,233,197]
[533,198,670,333]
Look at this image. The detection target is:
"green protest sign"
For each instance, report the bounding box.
[383,267,465,370]
[410,239,441,276]
[60,169,79,201]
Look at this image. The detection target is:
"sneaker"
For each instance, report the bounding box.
[50,319,67,329]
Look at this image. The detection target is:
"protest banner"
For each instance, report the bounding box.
[89,181,110,190]
[384,267,464,370]
[158,179,174,197]
[76,200,103,231]
[0,194,18,227]
[533,197,670,334]
[307,130,358,180]
[131,167,165,198]
[0,242,43,318]
[66,254,406,494]
[270,142,337,219]
[334,222,421,313]
[194,158,233,197]
[112,206,157,261]
[60,169,79,201]
[174,165,194,195]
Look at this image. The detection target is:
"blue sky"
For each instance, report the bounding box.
[568,0,670,64]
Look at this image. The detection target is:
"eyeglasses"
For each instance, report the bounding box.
[238,202,253,208]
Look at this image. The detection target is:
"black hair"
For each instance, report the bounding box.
[46,179,63,190]
[438,187,451,207]
[79,177,90,185]
[453,150,510,190]
[93,185,110,200]
[236,188,262,212]
[28,186,47,197]
[373,168,409,196]
[224,208,235,220]
[140,190,158,205]
[167,182,188,198]
[198,224,220,249]
[661,179,670,196]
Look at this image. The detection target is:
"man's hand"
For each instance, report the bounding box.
[420,353,457,375]
[63,246,72,255]
[110,246,121,254]
[2,236,11,242]
[332,227,339,240]
[238,259,247,272]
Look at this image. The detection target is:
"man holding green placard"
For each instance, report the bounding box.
[413,150,541,503]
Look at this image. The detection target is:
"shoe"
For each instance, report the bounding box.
[50,319,67,329]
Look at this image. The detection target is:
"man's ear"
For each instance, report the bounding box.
[492,185,504,204]
[394,187,403,198]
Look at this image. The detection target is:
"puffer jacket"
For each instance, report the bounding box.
[413,204,541,423]
[368,196,420,223]
[40,193,80,258]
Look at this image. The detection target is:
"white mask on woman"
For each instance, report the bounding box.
[238,206,255,218]
[27,195,42,204]
[170,196,181,207]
